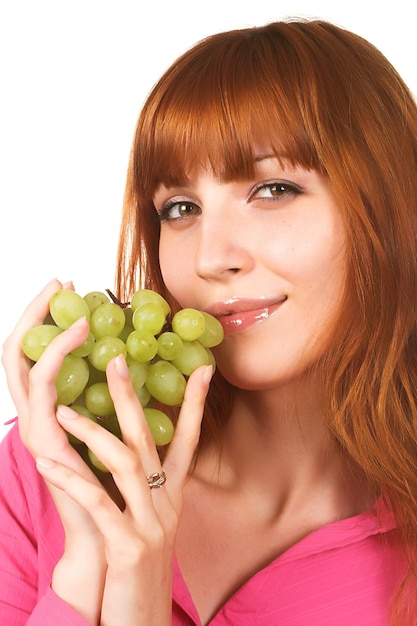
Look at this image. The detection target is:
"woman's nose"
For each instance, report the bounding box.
[194,210,254,281]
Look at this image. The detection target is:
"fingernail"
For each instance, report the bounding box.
[43,278,58,291]
[203,364,213,385]
[115,354,129,378]
[36,456,56,470]
[69,316,87,330]
[57,405,79,419]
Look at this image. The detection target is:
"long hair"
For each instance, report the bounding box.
[115,19,417,621]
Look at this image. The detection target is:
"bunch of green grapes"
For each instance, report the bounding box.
[22,288,223,473]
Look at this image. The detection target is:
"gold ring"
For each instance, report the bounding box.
[146,471,166,489]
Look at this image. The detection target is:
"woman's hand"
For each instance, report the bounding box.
[2,278,212,625]
[2,279,108,623]
[36,355,212,626]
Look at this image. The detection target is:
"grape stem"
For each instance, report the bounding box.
[105,289,130,309]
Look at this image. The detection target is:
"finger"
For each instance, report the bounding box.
[105,355,176,517]
[106,355,164,481]
[35,456,127,537]
[23,317,90,449]
[163,364,212,494]
[2,279,69,410]
[76,353,172,518]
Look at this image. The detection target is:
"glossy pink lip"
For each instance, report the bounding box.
[205,297,287,336]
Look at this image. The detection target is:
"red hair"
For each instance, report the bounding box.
[115,20,417,622]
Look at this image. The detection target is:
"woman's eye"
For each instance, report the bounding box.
[158,200,200,221]
[252,181,303,200]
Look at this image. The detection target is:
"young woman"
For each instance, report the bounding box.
[1,18,417,626]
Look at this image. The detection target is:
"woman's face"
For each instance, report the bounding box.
[153,155,346,390]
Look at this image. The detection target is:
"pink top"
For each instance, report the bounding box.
[0,421,408,625]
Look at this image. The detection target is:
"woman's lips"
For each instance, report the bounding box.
[207,298,287,336]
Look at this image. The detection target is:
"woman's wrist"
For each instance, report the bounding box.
[52,543,107,625]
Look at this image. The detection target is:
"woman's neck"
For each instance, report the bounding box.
[196,379,375,523]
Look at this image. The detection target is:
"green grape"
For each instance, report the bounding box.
[131,289,171,317]
[90,302,125,339]
[49,289,91,329]
[144,408,175,446]
[56,354,90,406]
[197,312,224,347]
[85,382,115,416]
[136,385,151,407]
[172,340,210,376]
[157,331,183,360]
[71,398,98,422]
[71,403,98,422]
[126,329,158,362]
[22,324,63,361]
[88,336,127,371]
[21,285,222,456]
[67,404,99,445]
[132,302,166,335]
[126,355,148,389]
[172,308,205,341]
[145,360,186,406]
[83,290,110,314]
[71,331,95,358]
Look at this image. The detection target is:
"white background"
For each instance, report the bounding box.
[1,0,415,440]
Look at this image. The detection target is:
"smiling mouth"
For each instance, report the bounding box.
[208,297,287,336]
